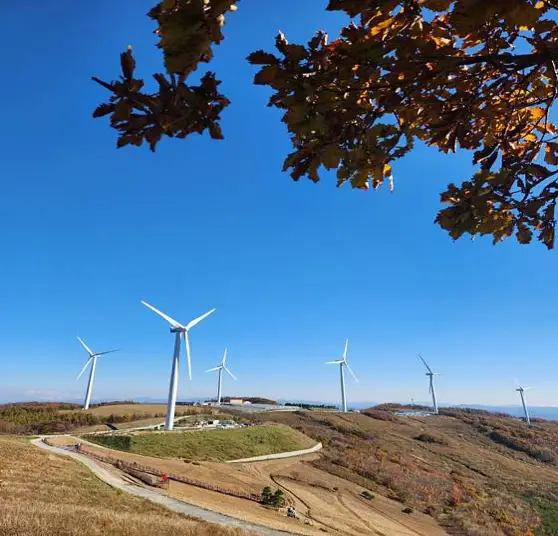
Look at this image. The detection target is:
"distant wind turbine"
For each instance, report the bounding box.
[141,301,215,431]
[76,337,119,410]
[327,339,358,413]
[419,355,442,415]
[514,379,533,425]
[206,348,237,405]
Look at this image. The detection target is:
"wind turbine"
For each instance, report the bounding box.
[419,355,442,415]
[514,379,533,425]
[142,301,215,430]
[327,339,358,413]
[76,337,119,411]
[206,348,237,405]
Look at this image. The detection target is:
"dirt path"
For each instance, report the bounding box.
[32,438,298,536]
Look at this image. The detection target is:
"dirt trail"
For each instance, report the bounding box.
[44,435,447,536]
[32,438,297,536]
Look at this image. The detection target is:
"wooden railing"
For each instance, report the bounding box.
[51,441,261,502]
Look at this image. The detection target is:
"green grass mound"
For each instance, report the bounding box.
[85,424,315,461]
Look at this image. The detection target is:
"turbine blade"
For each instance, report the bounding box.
[184,331,192,381]
[343,339,348,361]
[77,358,93,380]
[222,348,227,366]
[224,367,238,381]
[141,301,184,329]
[418,354,433,374]
[206,366,221,372]
[77,337,94,357]
[326,360,344,364]
[185,308,216,330]
[523,386,534,390]
[96,349,120,356]
[345,362,358,383]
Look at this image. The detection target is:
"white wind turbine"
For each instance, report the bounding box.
[76,337,119,410]
[514,379,533,425]
[142,301,215,430]
[206,348,237,405]
[419,355,442,415]
[327,339,358,413]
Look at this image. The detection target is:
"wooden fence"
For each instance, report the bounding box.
[50,440,261,502]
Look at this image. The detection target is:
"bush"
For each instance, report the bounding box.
[488,430,556,464]
[261,487,285,508]
[362,409,396,422]
[414,433,449,445]
[402,507,414,514]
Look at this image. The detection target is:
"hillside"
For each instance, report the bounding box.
[85,424,315,461]
[263,406,558,536]
[0,436,243,536]
[5,402,558,534]
[0,402,215,434]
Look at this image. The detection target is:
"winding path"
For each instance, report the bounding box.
[32,438,298,536]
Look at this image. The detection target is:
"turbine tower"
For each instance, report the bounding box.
[419,355,442,415]
[327,339,358,413]
[142,301,215,430]
[206,348,237,405]
[76,337,119,410]
[514,380,533,425]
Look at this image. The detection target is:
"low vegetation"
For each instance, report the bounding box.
[284,402,337,410]
[221,397,277,405]
[0,436,243,536]
[85,424,315,461]
[414,433,449,446]
[522,493,558,536]
[0,403,208,435]
[263,407,558,536]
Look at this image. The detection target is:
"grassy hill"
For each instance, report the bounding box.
[0,403,214,434]
[85,424,315,461]
[0,436,243,536]
[263,406,558,536]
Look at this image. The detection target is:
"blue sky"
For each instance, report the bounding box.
[1,1,557,407]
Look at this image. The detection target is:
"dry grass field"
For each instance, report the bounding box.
[48,434,447,535]
[83,404,209,417]
[0,436,246,536]
[263,408,558,535]
[6,402,558,535]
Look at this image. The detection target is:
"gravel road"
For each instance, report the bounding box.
[32,438,298,536]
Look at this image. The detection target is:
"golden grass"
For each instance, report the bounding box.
[264,410,547,536]
[0,436,247,536]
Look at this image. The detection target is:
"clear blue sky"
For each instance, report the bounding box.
[1,1,557,407]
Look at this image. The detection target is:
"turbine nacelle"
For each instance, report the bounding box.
[326,339,359,383]
[141,300,216,381]
[206,348,238,380]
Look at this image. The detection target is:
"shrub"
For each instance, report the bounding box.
[261,487,285,508]
[414,433,449,445]
[402,507,414,514]
[362,409,396,422]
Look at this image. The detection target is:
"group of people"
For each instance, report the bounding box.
[287,506,297,518]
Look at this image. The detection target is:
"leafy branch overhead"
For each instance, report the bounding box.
[93,0,558,249]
